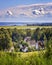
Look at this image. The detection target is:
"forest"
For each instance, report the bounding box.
[0,27,52,65]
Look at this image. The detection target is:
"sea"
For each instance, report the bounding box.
[0,22,27,26]
[0,22,52,26]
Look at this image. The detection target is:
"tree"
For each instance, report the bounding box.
[26,29,31,36]
[12,28,23,42]
[31,28,40,41]
[45,39,52,59]
[20,40,28,47]
[45,28,52,40]
[0,28,12,50]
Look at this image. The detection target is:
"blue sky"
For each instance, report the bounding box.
[0,0,52,9]
[0,0,52,23]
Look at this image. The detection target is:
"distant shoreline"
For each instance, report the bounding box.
[0,22,52,26]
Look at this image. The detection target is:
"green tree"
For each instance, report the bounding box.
[12,28,23,42]
[45,39,52,59]
[0,28,12,50]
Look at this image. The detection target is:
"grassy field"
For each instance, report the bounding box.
[18,51,44,57]
[0,51,52,65]
[0,51,45,58]
[0,26,52,29]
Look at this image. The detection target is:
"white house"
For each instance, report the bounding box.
[35,42,39,50]
[9,46,14,52]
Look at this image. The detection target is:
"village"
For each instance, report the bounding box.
[9,36,45,52]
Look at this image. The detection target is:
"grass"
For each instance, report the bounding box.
[0,26,52,29]
[18,51,43,57]
[0,51,52,65]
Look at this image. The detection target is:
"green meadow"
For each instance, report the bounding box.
[0,50,52,65]
[0,26,52,29]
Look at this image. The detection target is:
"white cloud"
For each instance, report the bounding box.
[7,10,13,16]
[0,2,52,22]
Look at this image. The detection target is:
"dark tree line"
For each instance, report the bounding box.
[0,27,52,51]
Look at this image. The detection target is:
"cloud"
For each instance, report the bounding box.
[32,10,41,15]
[7,10,13,16]
[0,2,52,22]
[39,8,45,14]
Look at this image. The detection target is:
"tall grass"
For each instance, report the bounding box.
[0,51,52,65]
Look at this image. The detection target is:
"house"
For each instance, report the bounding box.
[19,44,28,52]
[24,36,44,50]
[24,36,31,42]
[4,46,14,52]
[9,46,14,52]
[22,47,28,52]
[27,40,36,48]
[35,42,39,50]
[24,37,36,48]
[38,41,44,49]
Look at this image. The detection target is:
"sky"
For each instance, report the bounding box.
[0,0,52,23]
[0,0,52,10]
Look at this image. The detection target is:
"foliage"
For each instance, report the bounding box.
[44,39,52,59]
[0,27,52,52]
[0,26,52,65]
[0,28,12,50]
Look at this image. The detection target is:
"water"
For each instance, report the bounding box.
[0,22,27,26]
[0,22,39,26]
[0,22,52,26]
